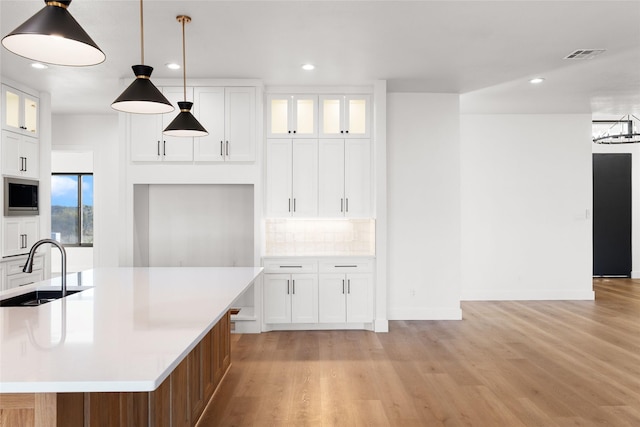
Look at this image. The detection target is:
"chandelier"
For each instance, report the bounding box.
[593,115,640,144]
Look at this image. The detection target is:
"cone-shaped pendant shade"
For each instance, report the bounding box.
[112,65,174,114]
[163,15,208,137]
[164,102,208,137]
[2,0,105,66]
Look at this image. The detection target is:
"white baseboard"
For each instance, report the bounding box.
[374,319,389,332]
[388,306,462,320]
[461,289,595,301]
[631,271,640,279]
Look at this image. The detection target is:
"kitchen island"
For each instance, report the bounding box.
[0,267,262,426]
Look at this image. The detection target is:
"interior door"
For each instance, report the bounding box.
[593,153,632,276]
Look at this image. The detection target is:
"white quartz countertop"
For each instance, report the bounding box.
[0,267,262,393]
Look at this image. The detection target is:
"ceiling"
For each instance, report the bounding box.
[1,0,639,116]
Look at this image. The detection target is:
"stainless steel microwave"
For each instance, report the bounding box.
[4,177,39,216]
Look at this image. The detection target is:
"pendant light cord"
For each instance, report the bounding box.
[139,0,145,64]
[181,18,187,102]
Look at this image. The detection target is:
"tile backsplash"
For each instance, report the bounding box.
[265,219,375,256]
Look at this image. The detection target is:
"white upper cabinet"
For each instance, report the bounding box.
[2,84,39,138]
[129,87,194,162]
[319,95,370,138]
[194,86,256,162]
[266,139,318,217]
[267,94,318,138]
[318,139,371,217]
[1,130,39,179]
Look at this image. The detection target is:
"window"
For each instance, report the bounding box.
[51,173,93,246]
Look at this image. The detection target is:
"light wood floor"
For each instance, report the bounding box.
[198,279,640,426]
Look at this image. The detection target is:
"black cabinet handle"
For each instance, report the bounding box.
[24,157,27,172]
[226,141,229,157]
[288,130,291,134]
[341,130,344,134]
[292,280,296,294]
[346,198,349,213]
[293,198,296,212]
[220,141,223,156]
[342,279,345,294]
[335,265,358,268]
[345,130,349,134]
[288,198,291,212]
[341,198,344,212]
[293,130,297,134]
[163,140,166,156]
[287,279,290,295]
[157,141,160,156]
[279,265,302,268]
[348,279,351,294]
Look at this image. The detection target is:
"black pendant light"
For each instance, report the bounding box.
[163,16,208,137]
[111,0,174,114]
[1,0,105,66]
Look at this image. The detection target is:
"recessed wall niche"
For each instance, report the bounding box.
[133,184,254,267]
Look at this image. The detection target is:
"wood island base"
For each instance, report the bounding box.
[0,311,231,427]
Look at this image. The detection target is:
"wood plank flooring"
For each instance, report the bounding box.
[197,279,640,426]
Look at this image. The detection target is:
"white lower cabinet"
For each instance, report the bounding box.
[3,217,39,257]
[263,273,318,324]
[3,254,44,291]
[318,274,372,323]
[262,257,374,329]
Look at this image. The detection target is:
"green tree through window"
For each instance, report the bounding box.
[51,173,93,246]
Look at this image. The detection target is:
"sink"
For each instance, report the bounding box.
[0,290,84,307]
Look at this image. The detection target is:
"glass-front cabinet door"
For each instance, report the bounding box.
[23,95,39,136]
[267,94,317,137]
[1,85,39,137]
[319,95,370,138]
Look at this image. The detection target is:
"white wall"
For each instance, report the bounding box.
[52,114,120,268]
[387,93,462,320]
[460,114,593,300]
[592,142,640,278]
[143,184,254,267]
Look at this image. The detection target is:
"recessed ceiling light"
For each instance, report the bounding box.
[301,64,315,71]
[166,63,180,70]
[529,77,545,84]
[31,62,48,69]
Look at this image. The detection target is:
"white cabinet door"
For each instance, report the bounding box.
[290,274,318,323]
[344,139,371,217]
[266,139,293,217]
[318,273,347,323]
[1,131,39,179]
[2,130,23,176]
[194,87,225,162]
[129,113,162,162]
[3,219,22,257]
[225,87,255,162]
[346,273,373,323]
[264,274,292,324]
[292,139,318,217]
[267,95,317,138]
[2,85,39,137]
[21,136,39,179]
[3,217,38,257]
[318,139,345,216]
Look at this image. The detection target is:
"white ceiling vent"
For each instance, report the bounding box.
[564,49,606,60]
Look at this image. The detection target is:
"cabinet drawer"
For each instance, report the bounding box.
[5,255,43,275]
[263,259,318,274]
[319,258,373,273]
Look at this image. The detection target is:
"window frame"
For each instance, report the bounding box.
[51,172,93,247]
